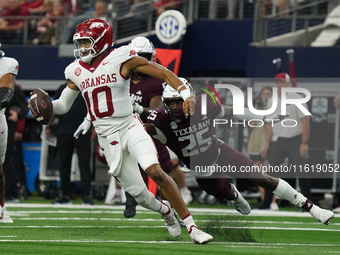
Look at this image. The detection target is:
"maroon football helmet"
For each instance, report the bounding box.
[73,19,114,63]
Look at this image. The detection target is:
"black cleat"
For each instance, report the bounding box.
[124,192,138,218]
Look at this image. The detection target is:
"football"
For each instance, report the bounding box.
[29,88,53,125]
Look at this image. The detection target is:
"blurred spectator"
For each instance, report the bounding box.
[93,0,107,19]
[106,0,132,24]
[259,73,311,210]
[25,0,45,14]
[261,0,287,17]
[0,0,30,44]
[33,0,54,34]
[117,0,151,38]
[47,83,94,205]
[60,0,109,44]
[0,0,8,15]
[13,115,29,199]
[248,98,278,211]
[153,0,181,17]
[4,84,28,202]
[256,86,272,107]
[62,0,80,17]
[32,0,64,45]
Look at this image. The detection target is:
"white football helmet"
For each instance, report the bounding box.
[129,37,155,61]
[162,78,194,122]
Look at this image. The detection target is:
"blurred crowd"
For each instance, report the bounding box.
[0,0,182,45]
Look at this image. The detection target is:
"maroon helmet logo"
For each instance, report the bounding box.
[75,68,81,76]
[129,50,136,56]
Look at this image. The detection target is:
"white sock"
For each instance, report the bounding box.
[182,214,196,232]
[273,179,307,207]
[134,188,169,214]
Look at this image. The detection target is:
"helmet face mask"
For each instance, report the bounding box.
[163,98,185,122]
[73,19,114,63]
[74,38,95,63]
[162,78,194,123]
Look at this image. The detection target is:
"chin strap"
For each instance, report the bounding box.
[0,87,14,110]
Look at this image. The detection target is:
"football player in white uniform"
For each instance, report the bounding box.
[48,19,212,244]
[0,44,18,223]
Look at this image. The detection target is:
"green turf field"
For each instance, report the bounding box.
[1,202,339,255]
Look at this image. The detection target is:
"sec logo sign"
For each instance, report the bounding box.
[156,10,186,45]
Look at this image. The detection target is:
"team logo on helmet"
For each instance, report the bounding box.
[75,68,81,76]
[170,121,178,130]
[90,22,105,29]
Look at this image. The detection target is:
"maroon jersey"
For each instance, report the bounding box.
[130,76,164,108]
[147,95,223,169]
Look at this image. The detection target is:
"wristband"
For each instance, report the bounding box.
[136,105,143,115]
[179,89,191,101]
[302,141,308,145]
[177,84,186,92]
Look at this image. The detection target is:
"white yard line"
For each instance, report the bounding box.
[0,239,339,248]
[8,215,340,226]
[5,203,336,218]
[1,225,339,232]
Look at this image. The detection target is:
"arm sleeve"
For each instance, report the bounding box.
[52,86,79,115]
[15,118,25,133]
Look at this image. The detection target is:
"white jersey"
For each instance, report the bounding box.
[0,56,19,165]
[65,46,138,135]
[267,92,309,141]
[0,56,18,116]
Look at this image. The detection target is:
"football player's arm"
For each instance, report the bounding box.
[136,95,163,122]
[300,116,309,158]
[144,123,157,136]
[334,93,340,109]
[122,57,194,116]
[0,21,24,30]
[261,124,273,159]
[222,105,233,118]
[52,80,79,115]
[0,73,15,110]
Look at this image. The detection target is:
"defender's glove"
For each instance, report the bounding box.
[130,97,143,115]
[74,118,91,139]
[263,113,290,124]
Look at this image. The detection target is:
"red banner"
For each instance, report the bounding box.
[155,48,182,75]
